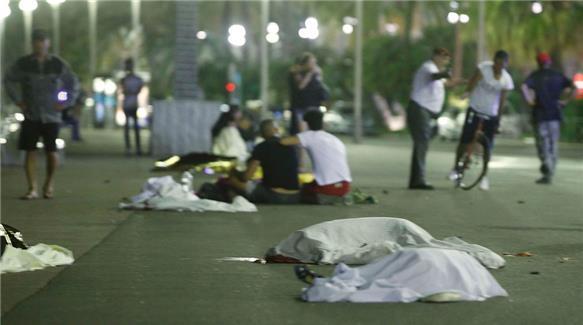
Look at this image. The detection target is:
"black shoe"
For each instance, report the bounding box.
[535,177,552,185]
[409,183,435,190]
[294,265,322,285]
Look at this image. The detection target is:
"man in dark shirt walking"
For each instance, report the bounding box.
[4,29,79,199]
[521,52,574,184]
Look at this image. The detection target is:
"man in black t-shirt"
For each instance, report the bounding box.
[521,52,574,184]
[226,119,300,204]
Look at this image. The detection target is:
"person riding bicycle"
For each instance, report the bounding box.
[449,50,514,191]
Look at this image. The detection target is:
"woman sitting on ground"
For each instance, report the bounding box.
[211,105,249,170]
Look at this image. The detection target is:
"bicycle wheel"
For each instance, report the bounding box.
[456,134,490,190]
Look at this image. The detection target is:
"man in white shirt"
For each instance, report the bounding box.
[450,50,514,190]
[281,110,352,203]
[408,48,460,190]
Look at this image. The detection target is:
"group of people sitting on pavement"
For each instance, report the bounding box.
[200,107,352,205]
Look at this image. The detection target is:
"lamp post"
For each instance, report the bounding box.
[131,0,140,63]
[47,0,65,56]
[260,0,269,116]
[19,0,38,54]
[88,0,97,78]
[447,2,470,79]
[1,0,11,105]
[353,0,363,143]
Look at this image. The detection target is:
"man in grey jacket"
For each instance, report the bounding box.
[4,29,79,199]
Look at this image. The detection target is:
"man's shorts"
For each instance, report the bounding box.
[460,108,497,147]
[18,120,60,152]
[301,181,351,204]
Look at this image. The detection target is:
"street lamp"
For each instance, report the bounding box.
[196,31,207,40]
[19,0,37,53]
[299,17,319,40]
[228,24,246,47]
[0,0,10,19]
[47,0,65,56]
[447,6,470,80]
[266,22,279,44]
[531,1,543,14]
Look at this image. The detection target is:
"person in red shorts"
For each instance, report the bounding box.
[281,110,352,204]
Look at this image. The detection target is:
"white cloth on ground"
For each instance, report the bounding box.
[302,247,508,303]
[1,244,75,273]
[119,175,257,213]
[266,217,505,269]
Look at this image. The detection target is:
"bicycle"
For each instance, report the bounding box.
[452,112,492,190]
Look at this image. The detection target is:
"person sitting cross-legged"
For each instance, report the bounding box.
[224,119,300,204]
[281,110,352,204]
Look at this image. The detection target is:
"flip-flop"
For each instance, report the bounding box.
[20,191,39,200]
[43,189,54,199]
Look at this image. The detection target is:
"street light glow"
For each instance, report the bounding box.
[196,31,207,40]
[266,33,279,44]
[228,24,246,47]
[47,0,65,6]
[0,3,10,19]
[228,24,246,37]
[18,0,38,12]
[459,14,470,24]
[531,1,543,14]
[305,17,318,29]
[342,24,354,35]
[447,12,460,24]
[267,22,279,34]
[385,23,399,35]
[93,78,105,93]
[300,17,319,40]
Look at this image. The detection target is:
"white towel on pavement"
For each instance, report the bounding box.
[302,247,508,303]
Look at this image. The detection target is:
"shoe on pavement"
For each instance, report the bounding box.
[409,183,435,190]
[479,177,490,191]
[535,177,552,185]
[294,265,323,285]
[447,170,459,181]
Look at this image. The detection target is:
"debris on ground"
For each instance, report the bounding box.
[517,200,525,204]
[502,252,534,257]
[529,271,540,275]
[559,257,575,263]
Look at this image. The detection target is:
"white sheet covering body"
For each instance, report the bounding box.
[0,244,75,273]
[266,217,505,269]
[303,248,508,303]
[119,176,257,213]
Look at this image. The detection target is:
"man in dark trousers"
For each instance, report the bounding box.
[521,52,574,184]
[407,48,462,190]
[118,58,144,156]
[4,29,79,199]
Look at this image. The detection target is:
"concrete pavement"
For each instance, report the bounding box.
[1,129,582,324]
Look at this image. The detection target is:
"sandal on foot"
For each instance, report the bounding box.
[294,265,322,285]
[20,191,39,200]
[43,188,54,199]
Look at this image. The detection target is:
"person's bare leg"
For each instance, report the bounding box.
[42,151,59,198]
[22,151,39,199]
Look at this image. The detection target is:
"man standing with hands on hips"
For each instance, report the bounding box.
[4,29,79,200]
[407,48,462,190]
